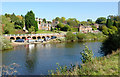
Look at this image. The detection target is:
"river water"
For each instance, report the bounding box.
[2,41,103,75]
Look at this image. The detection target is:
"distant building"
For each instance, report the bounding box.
[94,24,99,29]
[2,24,5,33]
[52,20,60,28]
[79,24,92,33]
[36,18,51,31]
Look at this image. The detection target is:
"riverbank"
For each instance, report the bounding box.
[0,36,13,51]
[9,34,105,47]
[50,50,119,75]
[2,32,107,50]
[65,32,107,42]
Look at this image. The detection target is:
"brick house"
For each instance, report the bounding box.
[79,24,92,33]
[36,18,51,31]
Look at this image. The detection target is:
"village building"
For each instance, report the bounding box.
[35,18,51,31]
[79,24,92,33]
[52,20,60,28]
[94,24,99,29]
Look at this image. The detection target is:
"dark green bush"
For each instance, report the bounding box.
[65,32,77,41]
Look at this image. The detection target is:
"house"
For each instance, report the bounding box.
[36,18,51,31]
[52,20,60,28]
[79,24,92,33]
[94,24,99,29]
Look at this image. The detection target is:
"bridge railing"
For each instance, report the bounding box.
[3,33,65,37]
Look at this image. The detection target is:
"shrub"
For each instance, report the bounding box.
[0,36,13,50]
[80,45,93,63]
[65,31,77,41]
[76,33,86,41]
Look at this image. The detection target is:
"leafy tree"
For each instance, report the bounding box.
[110,26,118,32]
[113,21,117,27]
[62,24,71,31]
[10,13,19,22]
[14,20,24,29]
[108,28,115,35]
[80,21,88,25]
[51,27,53,31]
[55,17,60,21]
[54,28,58,30]
[65,31,77,41]
[91,25,97,30]
[76,33,86,40]
[5,13,11,18]
[101,25,109,35]
[43,18,46,23]
[28,26,35,33]
[101,29,120,55]
[80,45,93,63]
[25,10,38,32]
[61,17,66,23]
[67,18,79,26]
[106,18,112,28]
[35,21,38,32]
[1,15,15,34]
[87,19,92,24]
[16,15,23,20]
[57,23,64,29]
[95,17,106,24]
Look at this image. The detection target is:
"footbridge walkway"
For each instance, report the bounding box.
[3,33,65,40]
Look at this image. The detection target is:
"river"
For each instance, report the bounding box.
[2,41,103,75]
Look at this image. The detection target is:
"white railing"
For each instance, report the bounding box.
[3,33,65,37]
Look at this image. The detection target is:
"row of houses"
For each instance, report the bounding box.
[25,17,100,33]
[79,24,99,33]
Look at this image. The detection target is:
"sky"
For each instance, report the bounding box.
[2,2,118,21]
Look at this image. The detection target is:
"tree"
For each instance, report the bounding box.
[43,18,46,23]
[35,21,38,32]
[80,45,93,63]
[110,26,118,32]
[67,18,79,26]
[61,17,66,23]
[80,21,88,25]
[101,29,120,55]
[5,13,11,18]
[51,27,53,31]
[28,26,35,33]
[1,16,15,34]
[113,21,117,27]
[95,17,106,24]
[25,10,38,32]
[87,19,92,24]
[55,17,60,21]
[62,24,71,31]
[106,18,112,28]
[101,25,109,35]
[76,33,86,40]
[57,23,64,30]
[66,31,77,41]
[10,13,19,22]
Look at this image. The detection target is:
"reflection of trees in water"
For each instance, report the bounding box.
[65,42,76,48]
[36,43,51,49]
[37,43,65,48]
[25,44,37,73]
[52,43,65,48]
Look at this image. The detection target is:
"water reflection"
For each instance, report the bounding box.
[2,42,103,75]
[25,44,37,73]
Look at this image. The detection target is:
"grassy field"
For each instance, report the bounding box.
[50,50,119,75]
[36,30,56,34]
